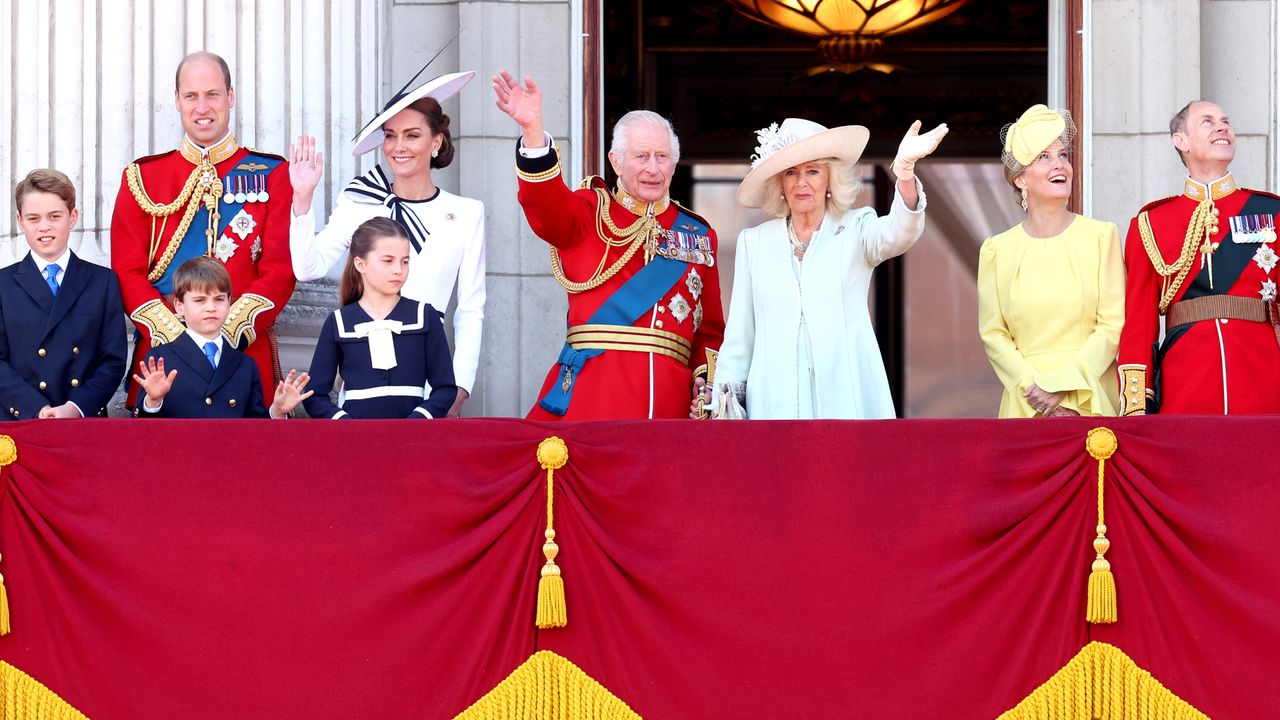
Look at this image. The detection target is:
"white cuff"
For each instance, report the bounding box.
[413,407,433,418]
[517,132,555,158]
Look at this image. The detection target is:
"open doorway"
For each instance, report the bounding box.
[597,0,1071,417]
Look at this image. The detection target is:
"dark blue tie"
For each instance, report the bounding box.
[45,264,60,297]
[203,342,218,368]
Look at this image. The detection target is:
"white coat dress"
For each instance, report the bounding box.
[714,184,926,419]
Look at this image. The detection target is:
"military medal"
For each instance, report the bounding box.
[234,176,247,204]
[223,177,236,205]
[256,175,270,203]
[245,175,260,203]
[1230,213,1276,244]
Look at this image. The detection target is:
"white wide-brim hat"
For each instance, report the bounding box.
[736,118,870,209]
[351,71,476,157]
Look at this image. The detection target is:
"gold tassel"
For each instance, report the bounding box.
[535,437,569,629]
[1085,427,1117,624]
[0,570,10,636]
[0,434,16,636]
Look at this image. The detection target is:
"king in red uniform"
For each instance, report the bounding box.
[1117,100,1280,415]
[493,71,724,420]
[111,52,295,407]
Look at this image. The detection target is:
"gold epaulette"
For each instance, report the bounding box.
[130,299,186,345]
[222,293,275,348]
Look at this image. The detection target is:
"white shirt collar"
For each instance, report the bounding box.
[29,248,71,276]
[185,328,224,363]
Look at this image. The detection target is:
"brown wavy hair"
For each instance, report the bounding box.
[339,217,410,306]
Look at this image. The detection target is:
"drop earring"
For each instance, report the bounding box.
[431,148,440,158]
[1019,187,1028,212]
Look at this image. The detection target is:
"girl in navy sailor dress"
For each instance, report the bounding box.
[303,217,458,419]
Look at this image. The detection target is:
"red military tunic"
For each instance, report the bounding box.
[1117,174,1280,414]
[111,134,296,406]
[516,144,725,420]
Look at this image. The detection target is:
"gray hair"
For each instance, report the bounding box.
[610,110,681,164]
[1169,99,1210,168]
[759,159,862,219]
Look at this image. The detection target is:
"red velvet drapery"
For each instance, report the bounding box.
[1,417,1277,718]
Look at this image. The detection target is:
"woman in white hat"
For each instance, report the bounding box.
[288,71,486,418]
[977,105,1124,418]
[705,117,947,419]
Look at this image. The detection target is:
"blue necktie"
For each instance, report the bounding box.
[203,341,218,368]
[45,264,60,297]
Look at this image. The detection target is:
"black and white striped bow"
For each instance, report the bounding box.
[344,166,431,253]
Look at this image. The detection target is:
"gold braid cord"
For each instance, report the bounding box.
[1,661,90,720]
[549,189,662,294]
[0,435,16,636]
[535,437,568,629]
[998,642,1208,719]
[1138,197,1219,313]
[126,157,224,283]
[1085,428,1118,624]
[453,651,641,720]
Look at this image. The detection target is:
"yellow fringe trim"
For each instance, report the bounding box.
[0,661,90,720]
[1085,428,1118,624]
[453,650,641,720]
[535,437,568,629]
[0,434,15,636]
[999,642,1208,719]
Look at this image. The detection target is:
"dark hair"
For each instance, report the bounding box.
[175,51,232,93]
[400,97,454,169]
[340,217,410,306]
[1169,99,1209,168]
[15,168,76,213]
[173,256,232,300]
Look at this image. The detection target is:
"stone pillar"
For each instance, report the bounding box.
[1089,0,1278,230]
[386,0,578,417]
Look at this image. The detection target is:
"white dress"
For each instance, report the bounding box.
[290,166,486,393]
[714,184,926,419]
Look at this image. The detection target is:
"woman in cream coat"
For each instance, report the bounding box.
[978,105,1124,418]
[707,117,947,419]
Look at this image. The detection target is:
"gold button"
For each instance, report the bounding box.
[72,346,80,355]
[70,379,80,387]
[38,381,47,390]
[658,306,666,314]
[228,399,237,407]
[205,398,213,406]
[38,348,46,357]
[656,320,664,329]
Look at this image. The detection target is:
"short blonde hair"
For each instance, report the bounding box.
[758,159,861,219]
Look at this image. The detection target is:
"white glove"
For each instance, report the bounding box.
[892,120,949,183]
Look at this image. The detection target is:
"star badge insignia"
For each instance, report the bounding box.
[667,292,691,323]
[228,208,257,240]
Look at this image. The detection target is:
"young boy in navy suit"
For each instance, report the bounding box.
[133,257,311,418]
[0,169,127,419]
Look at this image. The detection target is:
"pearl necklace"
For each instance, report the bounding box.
[787,216,818,259]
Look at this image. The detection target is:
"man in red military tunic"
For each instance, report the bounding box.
[111,52,295,406]
[492,71,724,420]
[1117,100,1280,415]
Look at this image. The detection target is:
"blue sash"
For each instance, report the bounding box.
[152,152,283,294]
[538,208,706,416]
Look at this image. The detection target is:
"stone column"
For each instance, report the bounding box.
[1089,0,1278,231]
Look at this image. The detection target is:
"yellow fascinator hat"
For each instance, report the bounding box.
[1000,105,1077,173]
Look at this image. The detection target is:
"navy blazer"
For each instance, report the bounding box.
[135,334,269,418]
[0,251,128,419]
[303,298,457,419]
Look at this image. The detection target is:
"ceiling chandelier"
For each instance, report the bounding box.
[726,0,971,74]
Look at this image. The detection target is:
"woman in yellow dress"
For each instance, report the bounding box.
[978,105,1125,418]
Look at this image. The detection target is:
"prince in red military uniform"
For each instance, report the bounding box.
[111,52,295,406]
[1117,100,1280,415]
[493,71,724,420]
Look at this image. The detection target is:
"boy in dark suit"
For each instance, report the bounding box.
[133,257,311,418]
[0,169,127,419]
